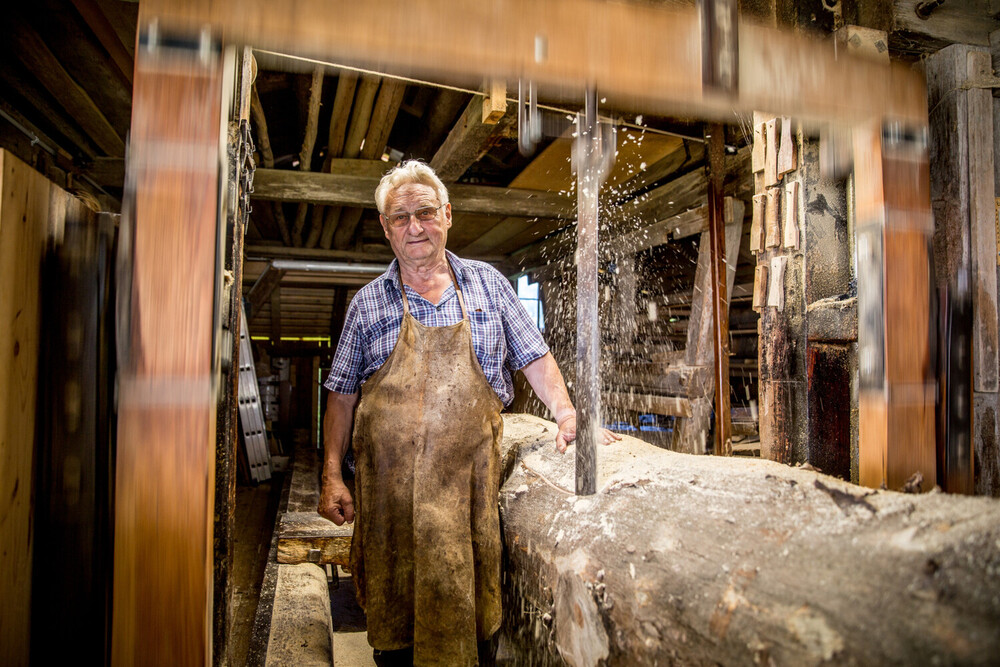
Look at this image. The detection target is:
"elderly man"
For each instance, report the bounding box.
[319,160,617,666]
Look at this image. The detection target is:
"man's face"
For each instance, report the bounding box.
[380,183,452,267]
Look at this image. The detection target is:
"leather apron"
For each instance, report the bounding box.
[350,267,504,666]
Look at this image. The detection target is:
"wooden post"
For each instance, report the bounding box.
[854,119,936,491]
[111,26,225,665]
[705,123,732,456]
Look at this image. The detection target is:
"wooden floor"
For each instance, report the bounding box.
[231,480,283,665]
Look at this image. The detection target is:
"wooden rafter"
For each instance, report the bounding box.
[11,21,124,156]
[250,85,293,246]
[292,66,325,246]
[430,93,514,183]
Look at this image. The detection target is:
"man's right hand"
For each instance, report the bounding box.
[318,477,355,525]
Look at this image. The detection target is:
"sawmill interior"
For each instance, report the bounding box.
[2,1,1000,665]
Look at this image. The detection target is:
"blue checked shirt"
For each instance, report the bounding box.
[324,252,549,406]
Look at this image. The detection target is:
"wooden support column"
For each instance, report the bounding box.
[854,119,936,492]
[111,29,224,666]
[927,44,998,496]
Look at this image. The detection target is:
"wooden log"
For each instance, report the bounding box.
[499,414,1000,666]
[783,179,799,249]
[265,564,335,666]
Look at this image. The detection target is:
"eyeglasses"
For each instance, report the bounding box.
[383,203,445,228]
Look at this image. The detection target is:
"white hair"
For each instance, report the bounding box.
[374,160,450,214]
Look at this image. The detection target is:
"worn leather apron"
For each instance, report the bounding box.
[350,267,504,666]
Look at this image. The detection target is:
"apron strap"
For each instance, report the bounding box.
[397,258,467,320]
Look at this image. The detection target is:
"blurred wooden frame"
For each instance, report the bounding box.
[116,1,935,664]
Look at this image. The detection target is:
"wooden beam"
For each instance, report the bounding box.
[292,66,325,246]
[270,285,282,341]
[342,75,379,160]
[313,72,357,249]
[892,0,999,52]
[430,93,514,182]
[250,85,293,246]
[11,22,125,156]
[141,0,927,124]
[332,80,406,250]
[245,243,395,262]
[69,0,135,84]
[252,168,574,218]
[246,265,286,318]
[501,414,1000,665]
[614,140,704,201]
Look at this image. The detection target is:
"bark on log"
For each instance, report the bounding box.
[498,414,1000,666]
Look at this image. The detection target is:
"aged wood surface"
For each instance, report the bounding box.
[110,46,223,666]
[0,150,66,667]
[142,0,927,124]
[499,414,1000,666]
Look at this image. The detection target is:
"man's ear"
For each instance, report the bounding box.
[444,203,452,229]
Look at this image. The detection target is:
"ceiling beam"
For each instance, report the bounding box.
[69,0,135,84]
[252,168,574,219]
[11,21,125,156]
[429,93,515,182]
[142,0,928,125]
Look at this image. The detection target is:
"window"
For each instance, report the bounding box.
[517,275,544,331]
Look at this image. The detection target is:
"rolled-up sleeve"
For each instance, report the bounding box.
[324,299,365,394]
[495,274,548,371]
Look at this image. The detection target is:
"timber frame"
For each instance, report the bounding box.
[120,0,935,663]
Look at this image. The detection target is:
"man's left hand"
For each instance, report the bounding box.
[555,414,622,453]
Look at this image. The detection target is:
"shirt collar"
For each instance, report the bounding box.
[380,251,470,294]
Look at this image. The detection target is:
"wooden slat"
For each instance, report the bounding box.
[142,0,927,124]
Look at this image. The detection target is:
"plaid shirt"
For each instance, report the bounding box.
[324,252,548,406]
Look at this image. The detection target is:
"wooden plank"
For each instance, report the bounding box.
[252,168,574,218]
[10,21,125,156]
[430,93,512,182]
[142,0,928,124]
[69,0,135,84]
[276,512,353,566]
[967,50,998,392]
[0,150,60,667]
[482,79,507,124]
[111,45,223,666]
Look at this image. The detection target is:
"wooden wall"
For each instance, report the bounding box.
[0,149,84,665]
